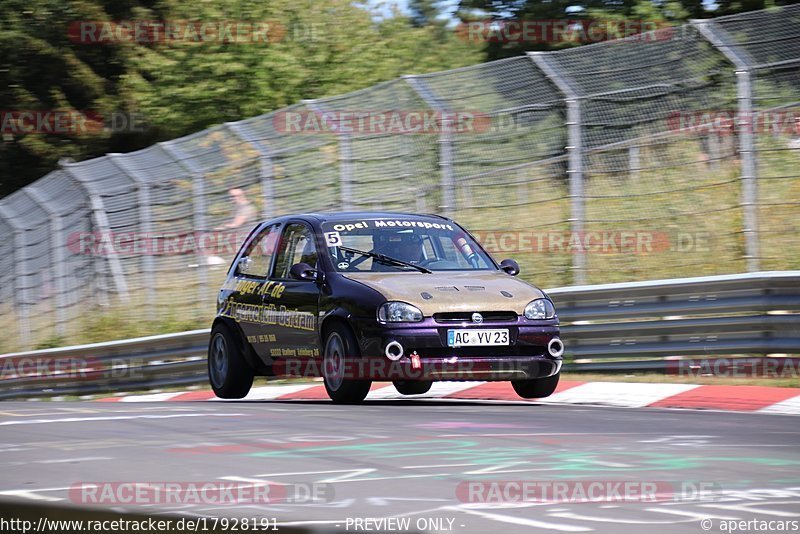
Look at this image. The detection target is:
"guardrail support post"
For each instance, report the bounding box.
[303,100,353,211]
[736,69,760,272]
[529,53,586,285]
[692,19,760,272]
[61,165,130,303]
[402,76,456,218]
[0,207,30,347]
[629,146,640,180]
[109,155,156,304]
[338,134,354,211]
[159,142,209,310]
[25,188,69,338]
[91,193,131,301]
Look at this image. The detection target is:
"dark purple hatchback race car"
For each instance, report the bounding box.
[208,212,563,403]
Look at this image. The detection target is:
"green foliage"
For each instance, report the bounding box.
[0,0,482,196]
[455,0,797,59]
[34,335,67,349]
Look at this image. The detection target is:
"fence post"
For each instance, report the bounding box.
[303,100,353,210]
[61,165,130,302]
[0,205,30,347]
[225,122,275,219]
[402,75,456,218]
[736,69,760,272]
[629,146,640,180]
[24,188,68,338]
[528,52,587,285]
[108,155,156,304]
[158,142,209,307]
[692,20,760,272]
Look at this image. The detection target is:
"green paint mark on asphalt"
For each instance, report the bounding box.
[248,439,480,458]
[247,438,800,477]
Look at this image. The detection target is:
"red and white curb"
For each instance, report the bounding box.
[97,381,800,415]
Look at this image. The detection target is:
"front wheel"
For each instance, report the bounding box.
[208,323,255,399]
[322,325,371,403]
[393,380,433,395]
[511,372,560,399]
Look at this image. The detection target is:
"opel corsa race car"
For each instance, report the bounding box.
[208,212,563,403]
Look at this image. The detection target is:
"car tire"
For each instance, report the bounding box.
[322,324,372,404]
[511,372,560,399]
[208,323,255,399]
[393,380,433,395]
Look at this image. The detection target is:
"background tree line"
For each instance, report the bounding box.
[1,0,794,196]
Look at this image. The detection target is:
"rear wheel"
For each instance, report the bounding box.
[208,323,255,399]
[393,380,433,395]
[323,324,371,403]
[511,372,560,399]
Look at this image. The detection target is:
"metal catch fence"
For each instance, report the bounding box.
[0,6,798,351]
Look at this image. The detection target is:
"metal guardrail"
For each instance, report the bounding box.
[0,330,211,400]
[552,270,800,359]
[1,271,798,399]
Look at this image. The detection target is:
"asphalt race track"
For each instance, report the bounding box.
[0,399,799,533]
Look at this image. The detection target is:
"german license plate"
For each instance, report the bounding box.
[447,329,509,347]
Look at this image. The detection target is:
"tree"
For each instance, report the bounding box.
[0,0,152,195]
[0,0,482,197]
[454,0,799,60]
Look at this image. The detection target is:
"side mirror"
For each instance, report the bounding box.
[236,256,253,274]
[290,262,318,281]
[499,258,520,276]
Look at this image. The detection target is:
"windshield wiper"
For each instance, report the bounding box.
[338,246,432,274]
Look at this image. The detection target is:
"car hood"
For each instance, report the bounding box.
[342,270,545,315]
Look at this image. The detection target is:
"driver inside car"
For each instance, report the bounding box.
[372,232,425,269]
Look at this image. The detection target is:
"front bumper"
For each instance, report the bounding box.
[354,316,562,381]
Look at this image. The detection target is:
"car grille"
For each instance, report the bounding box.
[433,311,518,323]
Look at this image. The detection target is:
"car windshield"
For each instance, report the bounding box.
[321,217,495,272]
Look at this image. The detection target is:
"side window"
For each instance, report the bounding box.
[273,223,318,279]
[237,224,280,278]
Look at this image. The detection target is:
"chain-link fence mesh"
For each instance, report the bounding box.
[710,6,800,272]
[1,6,798,351]
[541,23,744,283]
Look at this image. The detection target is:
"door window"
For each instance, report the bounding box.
[273,223,318,279]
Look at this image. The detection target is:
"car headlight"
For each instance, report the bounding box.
[378,301,423,322]
[524,298,556,320]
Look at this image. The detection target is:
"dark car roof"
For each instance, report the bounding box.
[295,212,453,224]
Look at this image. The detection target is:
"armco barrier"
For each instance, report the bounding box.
[0,271,798,400]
